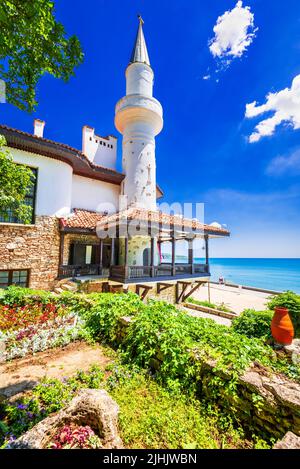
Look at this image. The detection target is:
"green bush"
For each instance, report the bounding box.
[83,292,144,344]
[267,291,300,337]
[232,309,273,340]
[0,286,56,307]
[124,299,300,395]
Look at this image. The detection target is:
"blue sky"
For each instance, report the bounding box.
[2,0,300,258]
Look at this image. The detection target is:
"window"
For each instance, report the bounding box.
[0,270,29,289]
[0,167,37,224]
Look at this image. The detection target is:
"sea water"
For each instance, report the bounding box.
[195,258,300,294]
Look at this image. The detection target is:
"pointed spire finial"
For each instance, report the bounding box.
[129,15,150,66]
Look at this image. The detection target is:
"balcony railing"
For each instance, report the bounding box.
[58,264,101,279]
[110,263,209,282]
[58,263,209,281]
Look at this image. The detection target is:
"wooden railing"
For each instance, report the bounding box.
[58,263,209,281]
[58,264,101,279]
[109,263,209,281]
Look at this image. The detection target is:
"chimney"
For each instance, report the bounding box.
[34,119,45,138]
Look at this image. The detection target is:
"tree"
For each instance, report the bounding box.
[0,0,83,112]
[0,135,34,223]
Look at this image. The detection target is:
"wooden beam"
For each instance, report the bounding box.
[182,281,204,302]
[136,284,153,301]
[176,281,192,304]
[156,282,173,294]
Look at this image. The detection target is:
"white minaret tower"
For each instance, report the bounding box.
[115,16,163,211]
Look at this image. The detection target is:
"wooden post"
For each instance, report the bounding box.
[205,235,209,271]
[188,238,194,274]
[171,235,176,276]
[124,236,129,279]
[150,237,155,277]
[99,239,103,274]
[110,238,115,266]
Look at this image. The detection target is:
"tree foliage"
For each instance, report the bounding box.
[0,0,83,111]
[0,135,34,223]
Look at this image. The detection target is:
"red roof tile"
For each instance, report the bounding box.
[60,209,107,229]
[60,208,230,236]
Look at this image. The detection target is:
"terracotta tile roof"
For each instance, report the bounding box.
[60,209,107,230]
[60,208,230,237]
[0,124,124,184]
[0,124,163,194]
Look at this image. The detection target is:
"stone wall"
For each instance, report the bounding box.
[0,216,60,290]
[116,316,300,440]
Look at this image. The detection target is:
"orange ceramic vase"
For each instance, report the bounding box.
[271,307,294,345]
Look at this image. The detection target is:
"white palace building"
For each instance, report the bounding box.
[0,18,229,300]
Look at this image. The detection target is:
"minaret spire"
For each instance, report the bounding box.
[115,17,163,211]
[130,15,150,66]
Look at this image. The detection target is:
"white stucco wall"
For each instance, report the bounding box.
[10,148,72,217]
[82,126,117,169]
[115,60,163,211]
[71,175,120,214]
[126,62,154,97]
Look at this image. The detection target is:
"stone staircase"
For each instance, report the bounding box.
[53,279,78,295]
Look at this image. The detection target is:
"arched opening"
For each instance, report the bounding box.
[143,247,151,266]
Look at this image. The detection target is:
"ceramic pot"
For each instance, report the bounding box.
[271,307,294,345]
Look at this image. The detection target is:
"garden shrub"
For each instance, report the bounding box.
[123,299,300,395]
[232,309,273,340]
[267,291,300,337]
[83,292,144,343]
[0,286,56,307]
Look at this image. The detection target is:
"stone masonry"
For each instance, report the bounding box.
[0,216,60,290]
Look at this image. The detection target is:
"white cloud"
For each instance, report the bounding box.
[203,74,211,80]
[246,74,300,142]
[209,1,257,64]
[266,149,300,176]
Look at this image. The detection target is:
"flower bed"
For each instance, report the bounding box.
[0,314,86,361]
[0,302,68,333]
[48,424,102,449]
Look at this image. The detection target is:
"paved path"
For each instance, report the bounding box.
[0,342,111,399]
[192,283,271,314]
[184,307,232,327]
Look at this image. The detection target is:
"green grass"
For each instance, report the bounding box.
[186,297,231,312]
[108,370,254,449]
[0,361,270,449]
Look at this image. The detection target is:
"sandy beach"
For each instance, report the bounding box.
[192,283,271,315]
